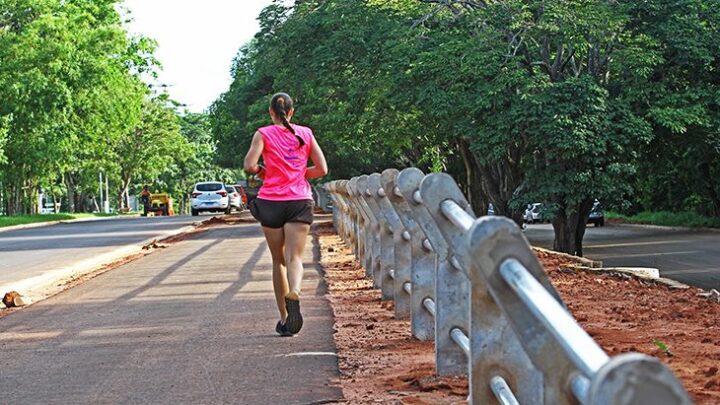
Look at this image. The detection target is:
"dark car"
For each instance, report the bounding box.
[588,200,605,227]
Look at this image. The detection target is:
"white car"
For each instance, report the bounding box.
[226,185,243,212]
[191,182,230,216]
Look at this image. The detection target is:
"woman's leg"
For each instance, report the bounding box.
[282,222,310,334]
[262,226,289,321]
[283,222,311,295]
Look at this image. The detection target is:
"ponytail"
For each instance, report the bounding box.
[271,93,305,148]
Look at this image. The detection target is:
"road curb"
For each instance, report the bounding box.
[0,216,215,307]
[569,265,692,290]
[532,246,603,268]
[0,214,140,234]
[531,246,693,290]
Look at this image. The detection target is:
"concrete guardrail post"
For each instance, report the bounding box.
[381,169,413,320]
[356,175,384,288]
[368,173,397,301]
[418,173,472,377]
[349,177,377,279]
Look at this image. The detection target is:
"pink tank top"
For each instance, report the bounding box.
[257,124,314,201]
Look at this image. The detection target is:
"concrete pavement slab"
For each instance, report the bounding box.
[0,222,343,404]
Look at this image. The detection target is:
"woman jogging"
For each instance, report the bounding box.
[244,92,328,337]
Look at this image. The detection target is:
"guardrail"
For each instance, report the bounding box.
[324,168,693,405]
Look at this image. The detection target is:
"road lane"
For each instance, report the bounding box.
[0,222,342,404]
[0,216,202,296]
[524,224,720,290]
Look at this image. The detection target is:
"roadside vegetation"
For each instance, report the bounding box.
[0,0,235,217]
[607,211,720,229]
[1,0,717,256]
[210,0,719,255]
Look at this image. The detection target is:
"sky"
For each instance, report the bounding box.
[122,0,275,112]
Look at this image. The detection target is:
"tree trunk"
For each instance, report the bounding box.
[699,163,720,217]
[552,198,593,256]
[64,173,76,214]
[52,191,60,214]
[118,173,131,210]
[458,139,489,215]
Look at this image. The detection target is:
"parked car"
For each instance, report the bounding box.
[524,203,543,223]
[190,182,230,216]
[588,200,605,227]
[226,186,243,212]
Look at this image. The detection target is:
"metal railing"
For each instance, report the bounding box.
[325,168,693,405]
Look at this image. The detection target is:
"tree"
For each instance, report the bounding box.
[157,112,237,214]
[624,1,720,217]
[0,0,155,214]
[112,96,190,210]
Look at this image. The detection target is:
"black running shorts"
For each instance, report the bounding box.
[249,198,314,229]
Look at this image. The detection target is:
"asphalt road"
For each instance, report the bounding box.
[0,216,202,295]
[0,222,342,404]
[524,223,720,290]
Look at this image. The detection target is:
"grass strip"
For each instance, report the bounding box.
[606,211,720,228]
[0,212,133,228]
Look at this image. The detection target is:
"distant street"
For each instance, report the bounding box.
[525,224,720,290]
[0,216,201,295]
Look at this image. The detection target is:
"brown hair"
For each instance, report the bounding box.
[270,92,305,148]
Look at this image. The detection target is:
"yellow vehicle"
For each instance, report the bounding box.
[148,193,174,216]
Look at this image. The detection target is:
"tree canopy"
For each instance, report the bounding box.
[210,0,720,255]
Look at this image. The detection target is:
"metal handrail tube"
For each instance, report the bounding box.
[423,297,436,317]
[490,376,520,405]
[450,328,470,357]
[499,258,609,377]
[439,199,474,232]
[403,282,412,295]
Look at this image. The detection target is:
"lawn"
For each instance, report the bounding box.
[0,212,133,228]
[606,211,720,228]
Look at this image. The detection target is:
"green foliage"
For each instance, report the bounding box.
[606,211,720,229]
[0,0,209,215]
[653,339,674,357]
[0,0,157,214]
[209,0,432,179]
[207,0,718,254]
[156,112,239,213]
[624,0,720,217]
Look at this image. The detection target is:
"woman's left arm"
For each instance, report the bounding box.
[306,136,328,179]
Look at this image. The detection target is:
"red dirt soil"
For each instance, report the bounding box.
[314,221,720,404]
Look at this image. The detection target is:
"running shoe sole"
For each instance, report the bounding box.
[284,292,303,334]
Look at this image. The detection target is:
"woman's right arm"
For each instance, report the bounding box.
[306,136,328,179]
[244,131,265,177]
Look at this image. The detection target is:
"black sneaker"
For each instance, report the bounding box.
[284,292,303,334]
[275,320,293,337]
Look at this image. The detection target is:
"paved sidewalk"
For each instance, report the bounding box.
[0,222,343,404]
